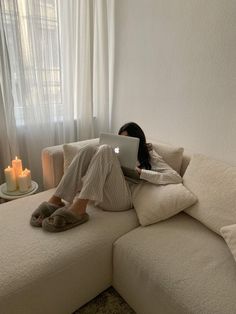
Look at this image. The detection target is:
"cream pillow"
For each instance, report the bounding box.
[151,142,184,173]
[63,138,99,172]
[220,224,236,263]
[132,182,197,226]
[183,154,236,235]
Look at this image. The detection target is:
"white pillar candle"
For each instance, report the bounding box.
[23,168,31,188]
[18,173,29,192]
[12,156,23,181]
[4,166,17,191]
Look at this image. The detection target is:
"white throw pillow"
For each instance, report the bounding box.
[63,138,99,172]
[132,182,197,226]
[183,154,236,235]
[151,142,184,173]
[220,224,236,263]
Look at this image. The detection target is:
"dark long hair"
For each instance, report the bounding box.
[118,122,151,170]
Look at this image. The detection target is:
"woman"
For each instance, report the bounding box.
[30,122,182,232]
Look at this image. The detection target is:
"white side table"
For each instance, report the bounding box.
[0,181,38,201]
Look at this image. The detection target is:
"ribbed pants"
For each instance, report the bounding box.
[54,145,133,211]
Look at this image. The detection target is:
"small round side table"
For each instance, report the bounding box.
[0,181,38,202]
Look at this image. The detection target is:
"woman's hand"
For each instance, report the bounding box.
[136,167,142,175]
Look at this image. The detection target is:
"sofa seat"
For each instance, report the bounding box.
[113,212,236,314]
[0,189,139,314]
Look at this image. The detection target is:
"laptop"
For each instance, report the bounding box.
[99,132,140,180]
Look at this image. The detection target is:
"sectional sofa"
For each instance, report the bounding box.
[1,138,236,314]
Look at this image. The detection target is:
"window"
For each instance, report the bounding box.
[1,0,62,125]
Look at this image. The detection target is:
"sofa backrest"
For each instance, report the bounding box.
[42,138,191,190]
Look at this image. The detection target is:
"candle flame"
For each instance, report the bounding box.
[15,156,18,160]
[8,166,10,169]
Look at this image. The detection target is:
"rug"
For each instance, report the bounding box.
[74,287,135,314]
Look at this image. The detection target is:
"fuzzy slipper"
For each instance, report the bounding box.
[42,206,89,232]
[30,201,65,227]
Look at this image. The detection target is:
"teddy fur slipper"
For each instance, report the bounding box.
[30,201,65,227]
[42,206,89,232]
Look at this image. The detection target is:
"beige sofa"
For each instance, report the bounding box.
[0,138,236,314]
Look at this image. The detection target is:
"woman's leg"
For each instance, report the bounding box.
[31,145,97,225]
[69,144,132,215]
[42,144,132,231]
[49,145,97,204]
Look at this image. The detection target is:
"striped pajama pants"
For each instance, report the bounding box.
[54,145,133,211]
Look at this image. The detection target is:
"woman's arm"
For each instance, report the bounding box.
[138,168,182,185]
[136,149,183,185]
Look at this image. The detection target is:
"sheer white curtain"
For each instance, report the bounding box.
[0,0,114,188]
[0,13,19,183]
[59,0,114,139]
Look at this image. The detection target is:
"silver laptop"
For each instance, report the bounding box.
[99,132,140,180]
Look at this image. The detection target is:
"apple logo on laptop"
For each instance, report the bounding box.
[114,147,120,154]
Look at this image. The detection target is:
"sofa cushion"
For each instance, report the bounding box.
[0,189,139,314]
[113,213,236,314]
[132,182,197,226]
[221,224,236,263]
[183,154,236,235]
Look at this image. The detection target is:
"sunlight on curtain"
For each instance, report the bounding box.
[1,0,73,188]
[2,0,64,127]
[0,0,114,188]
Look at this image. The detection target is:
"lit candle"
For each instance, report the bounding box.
[12,156,23,181]
[18,173,29,192]
[23,168,31,188]
[4,166,17,191]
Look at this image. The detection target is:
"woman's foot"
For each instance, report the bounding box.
[41,198,89,232]
[30,201,65,227]
[48,195,65,207]
[42,205,89,232]
[69,198,89,216]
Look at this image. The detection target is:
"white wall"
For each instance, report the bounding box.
[112,0,236,164]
